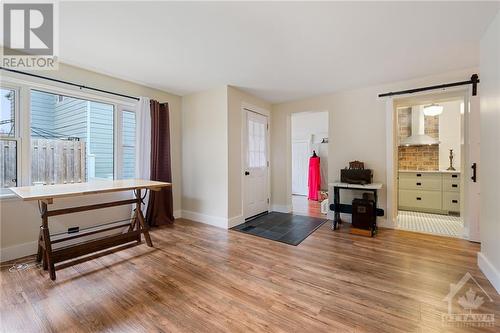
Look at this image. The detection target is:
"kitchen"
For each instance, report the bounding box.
[396,99,464,238]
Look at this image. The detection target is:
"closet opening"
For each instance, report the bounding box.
[291,111,329,218]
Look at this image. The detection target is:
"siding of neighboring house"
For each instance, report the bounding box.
[31,90,55,135]
[53,97,88,139]
[89,101,114,179]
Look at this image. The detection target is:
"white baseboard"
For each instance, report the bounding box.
[478,252,500,294]
[181,210,229,229]
[228,215,244,228]
[462,226,470,240]
[173,210,182,219]
[1,241,37,263]
[271,204,292,213]
[377,217,394,229]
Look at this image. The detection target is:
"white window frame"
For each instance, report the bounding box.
[0,84,21,192]
[0,73,138,192]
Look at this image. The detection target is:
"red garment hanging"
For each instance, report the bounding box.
[308,155,321,201]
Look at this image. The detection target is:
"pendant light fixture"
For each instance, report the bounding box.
[423,103,443,116]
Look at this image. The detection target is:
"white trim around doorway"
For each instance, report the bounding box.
[384,87,478,240]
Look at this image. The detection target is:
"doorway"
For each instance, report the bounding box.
[389,89,479,239]
[243,109,269,220]
[291,111,329,218]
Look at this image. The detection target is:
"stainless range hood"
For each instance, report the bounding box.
[399,106,440,146]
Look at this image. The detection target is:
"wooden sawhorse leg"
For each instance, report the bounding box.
[38,200,56,280]
[133,189,153,247]
[36,228,43,263]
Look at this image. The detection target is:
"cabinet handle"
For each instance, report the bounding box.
[416,182,422,186]
[452,200,458,203]
[452,174,458,178]
[452,184,458,188]
[416,197,422,200]
[416,174,422,177]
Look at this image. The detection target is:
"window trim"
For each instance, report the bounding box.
[117,107,137,180]
[0,73,138,192]
[0,84,21,193]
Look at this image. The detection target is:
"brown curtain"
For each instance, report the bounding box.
[146,100,174,226]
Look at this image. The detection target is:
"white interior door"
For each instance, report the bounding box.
[292,141,309,195]
[465,90,480,241]
[243,111,269,219]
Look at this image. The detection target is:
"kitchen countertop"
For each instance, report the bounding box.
[399,170,461,174]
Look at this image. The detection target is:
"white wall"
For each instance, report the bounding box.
[181,85,271,228]
[181,87,229,227]
[291,111,329,191]
[438,100,462,170]
[271,68,478,226]
[0,63,183,261]
[478,10,500,294]
[291,112,329,141]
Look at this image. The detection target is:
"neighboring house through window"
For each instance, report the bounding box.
[0,77,138,194]
[30,90,115,184]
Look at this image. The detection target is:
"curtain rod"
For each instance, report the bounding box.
[378,74,479,98]
[0,67,140,101]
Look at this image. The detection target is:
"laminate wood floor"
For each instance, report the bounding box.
[1,219,499,333]
[292,195,324,218]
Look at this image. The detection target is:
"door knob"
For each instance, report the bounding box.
[245,171,250,176]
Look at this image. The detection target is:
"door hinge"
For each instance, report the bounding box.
[267,123,269,130]
[267,198,270,204]
[267,161,269,167]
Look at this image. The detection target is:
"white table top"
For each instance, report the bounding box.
[10,179,171,201]
[329,182,383,190]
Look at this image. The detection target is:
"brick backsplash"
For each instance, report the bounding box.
[398,145,439,170]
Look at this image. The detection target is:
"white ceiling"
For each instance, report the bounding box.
[59,2,499,103]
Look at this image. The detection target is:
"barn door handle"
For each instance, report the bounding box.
[471,163,477,183]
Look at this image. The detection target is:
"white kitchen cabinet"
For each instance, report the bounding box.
[398,171,460,214]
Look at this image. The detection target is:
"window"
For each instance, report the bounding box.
[1,88,15,137]
[1,88,18,193]
[0,79,137,193]
[248,117,267,168]
[121,110,136,179]
[30,90,114,184]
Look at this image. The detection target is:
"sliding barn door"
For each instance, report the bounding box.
[465,90,481,241]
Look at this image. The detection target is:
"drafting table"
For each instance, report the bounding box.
[10,179,171,280]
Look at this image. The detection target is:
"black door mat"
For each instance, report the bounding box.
[231,212,327,246]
